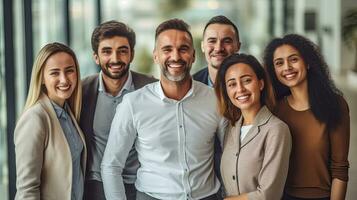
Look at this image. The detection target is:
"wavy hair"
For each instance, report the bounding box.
[24,42,82,121]
[263,34,342,130]
[215,53,275,125]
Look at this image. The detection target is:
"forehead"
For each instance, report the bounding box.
[204,23,237,39]
[226,63,255,78]
[45,52,75,69]
[98,36,130,49]
[156,29,193,47]
[273,44,300,59]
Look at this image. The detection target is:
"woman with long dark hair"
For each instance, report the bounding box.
[264,34,350,200]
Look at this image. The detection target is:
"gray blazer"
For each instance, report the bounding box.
[79,70,157,176]
[221,106,291,200]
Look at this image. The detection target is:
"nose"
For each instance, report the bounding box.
[59,73,68,84]
[171,49,180,61]
[237,82,246,93]
[283,60,293,71]
[111,51,120,63]
[214,40,223,51]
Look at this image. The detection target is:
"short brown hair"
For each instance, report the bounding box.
[91,20,135,54]
[155,18,193,43]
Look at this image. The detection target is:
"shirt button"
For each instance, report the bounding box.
[185,168,188,172]
[232,175,236,180]
[179,125,183,128]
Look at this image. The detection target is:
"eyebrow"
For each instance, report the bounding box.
[47,65,75,71]
[273,53,299,62]
[101,46,129,51]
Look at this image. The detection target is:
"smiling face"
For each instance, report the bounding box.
[94,36,133,80]
[154,29,195,83]
[43,52,77,107]
[225,63,263,114]
[273,44,308,89]
[201,23,240,70]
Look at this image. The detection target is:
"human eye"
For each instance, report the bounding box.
[118,48,129,55]
[101,49,111,55]
[223,38,233,44]
[241,77,252,84]
[289,56,299,63]
[49,71,59,76]
[162,47,171,53]
[207,38,216,44]
[227,81,236,88]
[66,67,76,74]
[179,46,189,53]
[274,60,283,67]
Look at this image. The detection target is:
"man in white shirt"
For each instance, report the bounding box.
[101,18,225,200]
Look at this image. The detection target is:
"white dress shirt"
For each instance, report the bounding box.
[101,80,226,200]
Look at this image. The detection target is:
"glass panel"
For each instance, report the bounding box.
[0,0,9,198]
[70,0,98,78]
[100,0,270,76]
[32,0,66,54]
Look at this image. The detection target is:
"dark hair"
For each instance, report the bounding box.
[215,53,275,125]
[91,20,136,54]
[203,15,240,42]
[263,34,343,130]
[155,18,193,42]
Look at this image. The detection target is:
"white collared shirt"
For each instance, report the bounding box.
[101,80,226,200]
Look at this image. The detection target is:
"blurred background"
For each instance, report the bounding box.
[1,0,356,199]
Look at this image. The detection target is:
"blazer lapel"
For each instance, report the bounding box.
[240,106,272,148]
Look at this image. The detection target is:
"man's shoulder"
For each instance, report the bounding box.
[81,73,99,88]
[192,67,208,84]
[192,80,215,98]
[131,70,158,89]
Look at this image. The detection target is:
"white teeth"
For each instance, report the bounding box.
[237,95,249,100]
[284,73,296,79]
[168,64,182,68]
[58,85,70,91]
[110,65,122,69]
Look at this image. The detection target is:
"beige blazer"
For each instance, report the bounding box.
[14,94,87,200]
[221,106,291,200]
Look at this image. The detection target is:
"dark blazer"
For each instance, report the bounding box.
[79,70,157,177]
[193,67,209,85]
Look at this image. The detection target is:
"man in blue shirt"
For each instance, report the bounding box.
[102,18,226,200]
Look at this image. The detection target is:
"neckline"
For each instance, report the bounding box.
[284,96,310,112]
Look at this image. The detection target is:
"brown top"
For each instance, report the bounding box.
[275,97,350,198]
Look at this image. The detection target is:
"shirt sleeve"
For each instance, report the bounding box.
[101,98,137,200]
[247,122,292,200]
[329,98,350,182]
[14,109,47,200]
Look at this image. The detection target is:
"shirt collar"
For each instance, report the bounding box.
[154,79,195,102]
[98,70,134,97]
[207,76,214,87]
[51,101,70,119]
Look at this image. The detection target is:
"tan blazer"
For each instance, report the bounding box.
[14,94,87,200]
[221,106,291,200]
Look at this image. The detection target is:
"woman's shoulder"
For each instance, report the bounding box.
[17,99,52,125]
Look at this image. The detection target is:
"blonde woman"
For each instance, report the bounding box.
[14,42,86,200]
